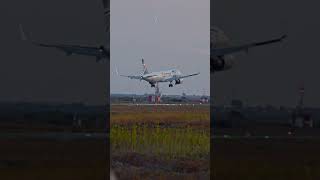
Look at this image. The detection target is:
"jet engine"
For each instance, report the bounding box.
[99,45,107,53]
[175,79,183,85]
[211,55,234,72]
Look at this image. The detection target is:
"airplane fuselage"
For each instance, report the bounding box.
[120,59,199,87]
[142,69,182,84]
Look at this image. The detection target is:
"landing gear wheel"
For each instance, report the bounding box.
[169,84,173,87]
[151,84,155,87]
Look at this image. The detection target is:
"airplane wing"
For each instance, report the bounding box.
[116,66,142,80]
[120,75,142,80]
[19,24,109,62]
[179,72,200,79]
[211,35,287,56]
[33,42,109,62]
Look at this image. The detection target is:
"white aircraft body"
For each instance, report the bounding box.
[119,59,200,87]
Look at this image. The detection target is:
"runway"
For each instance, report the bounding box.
[0,132,108,140]
[4,133,317,141]
[212,135,320,140]
[112,103,209,106]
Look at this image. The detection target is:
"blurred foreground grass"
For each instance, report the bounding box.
[111,125,209,159]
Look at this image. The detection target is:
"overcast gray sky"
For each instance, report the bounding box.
[110,0,210,96]
[212,0,320,107]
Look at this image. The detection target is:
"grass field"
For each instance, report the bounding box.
[110,104,210,179]
[213,138,320,180]
[213,125,320,180]
[0,139,108,180]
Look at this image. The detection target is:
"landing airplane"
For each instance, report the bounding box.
[19,24,109,62]
[119,59,200,87]
[19,0,110,62]
[18,1,110,62]
[211,26,287,73]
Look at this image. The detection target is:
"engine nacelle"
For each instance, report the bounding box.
[211,55,234,72]
[99,45,105,51]
[175,79,183,85]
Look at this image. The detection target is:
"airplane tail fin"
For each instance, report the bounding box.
[115,65,119,76]
[19,24,28,41]
[19,24,36,44]
[142,58,149,75]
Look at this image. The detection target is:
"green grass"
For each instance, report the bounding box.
[111,124,209,160]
